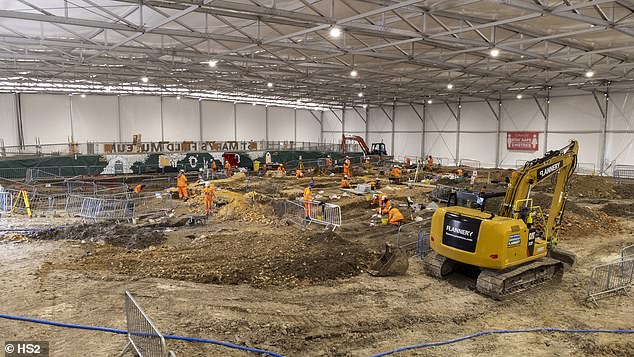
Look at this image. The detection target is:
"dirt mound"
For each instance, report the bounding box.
[616,184,634,199]
[32,223,166,249]
[602,203,634,217]
[68,229,373,287]
[530,193,621,238]
[569,175,617,199]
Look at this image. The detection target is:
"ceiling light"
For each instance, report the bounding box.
[516,94,523,99]
[358,92,363,97]
[80,94,86,98]
[141,76,149,83]
[176,95,181,100]
[585,69,595,78]
[330,27,342,38]
[105,86,112,92]
[252,102,256,106]
[267,82,273,88]
[490,48,500,57]
[427,99,433,104]
[447,83,453,90]
[362,104,368,109]
[350,69,358,77]
[209,60,218,67]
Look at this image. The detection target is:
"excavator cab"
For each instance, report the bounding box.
[370,143,388,156]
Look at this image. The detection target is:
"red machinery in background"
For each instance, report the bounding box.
[222,153,240,168]
[341,135,389,157]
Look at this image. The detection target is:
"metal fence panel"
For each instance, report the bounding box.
[0,191,12,213]
[285,200,342,231]
[587,257,634,306]
[417,230,431,259]
[623,245,634,260]
[122,291,169,357]
[613,165,634,183]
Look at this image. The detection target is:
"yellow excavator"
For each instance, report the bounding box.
[424,140,579,299]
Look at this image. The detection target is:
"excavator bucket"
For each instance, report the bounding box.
[368,244,409,276]
[549,247,577,269]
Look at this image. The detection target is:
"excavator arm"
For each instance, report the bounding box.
[500,140,578,244]
[342,135,371,155]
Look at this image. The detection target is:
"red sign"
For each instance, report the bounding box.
[507,132,539,151]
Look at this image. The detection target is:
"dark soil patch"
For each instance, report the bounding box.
[602,203,634,217]
[32,223,166,249]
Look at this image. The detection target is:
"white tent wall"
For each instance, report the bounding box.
[393,105,424,160]
[424,103,458,166]
[236,104,266,141]
[322,109,343,144]
[0,94,19,146]
[368,105,394,156]
[498,98,547,168]
[201,101,234,141]
[119,96,162,141]
[71,95,119,143]
[606,93,634,168]
[162,97,200,142]
[459,101,498,167]
[296,109,321,143]
[343,107,366,136]
[267,106,295,142]
[21,94,71,145]
[549,95,603,172]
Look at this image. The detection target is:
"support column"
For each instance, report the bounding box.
[294,107,297,142]
[320,110,324,144]
[341,106,346,138]
[160,96,164,141]
[455,99,461,166]
[495,94,502,168]
[391,104,396,157]
[69,95,74,142]
[421,103,426,159]
[117,95,122,142]
[365,106,370,143]
[233,102,237,141]
[265,106,269,144]
[544,89,550,155]
[199,99,203,142]
[15,93,24,147]
[600,89,609,175]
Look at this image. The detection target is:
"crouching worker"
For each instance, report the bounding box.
[203,182,215,216]
[341,175,351,188]
[389,165,402,184]
[132,184,146,194]
[388,205,405,225]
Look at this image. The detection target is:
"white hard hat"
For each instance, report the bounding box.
[381,195,388,200]
[205,181,210,187]
[179,169,185,173]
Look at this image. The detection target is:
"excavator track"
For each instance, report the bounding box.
[423,251,457,278]
[476,258,564,300]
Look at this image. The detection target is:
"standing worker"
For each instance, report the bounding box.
[176,169,188,201]
[325,155,332,170]
[211,160,217,173]
[343,156,351,178]
[426,155,434,171]
[203,182,215,216]
[224,160,232,176]
[303,182,314,220]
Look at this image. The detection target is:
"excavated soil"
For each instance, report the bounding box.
[1,170,633,356]
[602,202,634,217]
[32,222,166,249]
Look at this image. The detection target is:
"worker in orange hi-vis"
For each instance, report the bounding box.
[303,182,314,220]
[296,169,304,179]
[389,165,402,183]
[426,155,434,171]
[380,195,392,215]
[132,184,146,194]
[340,175,351,188]
[176,169,188,201]
[363,157,371,168]
[325,155,333,171]
[343,156,351,178]
[224,161,232,176]
[211,160,217,173]
[203,181,215,216]
[388,205,405,225]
